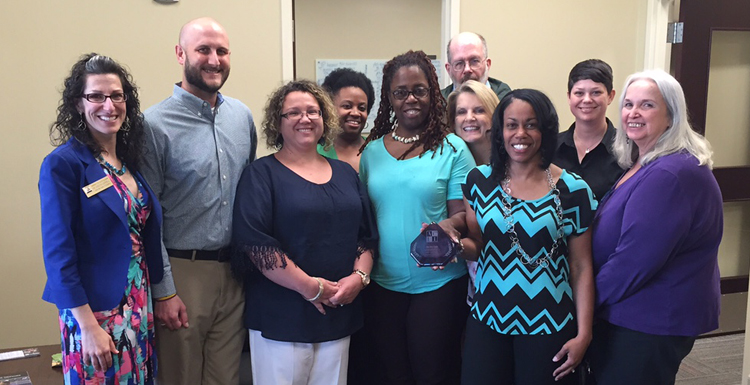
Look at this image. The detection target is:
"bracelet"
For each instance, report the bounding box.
[305,277,324,302]
[155,293,176,302]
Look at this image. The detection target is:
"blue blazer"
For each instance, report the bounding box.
[39,138,163,311]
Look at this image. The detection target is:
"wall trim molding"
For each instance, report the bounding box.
[281,0,294,82]
[643,0,676,70]
[441,0,460,86]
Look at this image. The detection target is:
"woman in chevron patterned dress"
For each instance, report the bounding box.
[460,89,597,385]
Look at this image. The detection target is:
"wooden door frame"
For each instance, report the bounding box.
[671,0,750,208]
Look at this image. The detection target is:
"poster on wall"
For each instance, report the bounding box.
[316,59,443,133]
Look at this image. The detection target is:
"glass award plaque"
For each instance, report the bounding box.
[410,223,459,267]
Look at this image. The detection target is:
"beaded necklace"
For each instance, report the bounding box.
[391,128,420,144]
[97,154,127,176]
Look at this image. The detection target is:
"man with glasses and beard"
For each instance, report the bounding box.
[441,32,511,101]
[142,17,257,385]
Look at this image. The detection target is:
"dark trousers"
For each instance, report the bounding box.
[461,316,579,385]
[588,321,695,385]
[358,276,469,385]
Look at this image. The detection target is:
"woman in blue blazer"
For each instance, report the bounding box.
[39,53,163,385]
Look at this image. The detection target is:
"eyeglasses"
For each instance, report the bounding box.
[281,110,322,121]
[391,87,430,101]
[451,58,485,71]
[82,93,128,103]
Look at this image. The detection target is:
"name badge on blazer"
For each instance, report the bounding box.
[82,176,114,198]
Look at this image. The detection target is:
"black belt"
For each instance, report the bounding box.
[167,248,231,262]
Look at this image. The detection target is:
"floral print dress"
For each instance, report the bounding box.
[59,169,156,385]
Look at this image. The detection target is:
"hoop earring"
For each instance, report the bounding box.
[364,122,370,131]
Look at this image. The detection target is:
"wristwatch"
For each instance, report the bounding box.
[353,269,370,288]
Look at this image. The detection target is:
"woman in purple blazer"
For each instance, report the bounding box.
[588,69,722,385]
[39,53,163,385]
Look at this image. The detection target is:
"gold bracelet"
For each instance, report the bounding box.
[305,277,323,302]
[155,293,176,302]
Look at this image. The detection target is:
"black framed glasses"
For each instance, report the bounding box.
[83,93,128,103]
[391,87,430,101]
[451,58,485,71]
[280,110,322,121]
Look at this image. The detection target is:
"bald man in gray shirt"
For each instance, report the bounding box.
[142,17,256,385]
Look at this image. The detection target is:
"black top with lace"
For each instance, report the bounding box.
[232,155,378,343]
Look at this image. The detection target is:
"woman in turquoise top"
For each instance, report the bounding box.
[359,50,476,385]
[317,68,375,172]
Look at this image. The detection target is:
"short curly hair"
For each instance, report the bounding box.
[50,53,145,171]
[261,80,341,151]
[321,68,376,115]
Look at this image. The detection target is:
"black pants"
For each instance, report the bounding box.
[461,316,579,385]
[588,321,695,385]
[359,276,469,385]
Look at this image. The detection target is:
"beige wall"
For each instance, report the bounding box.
[0,0,282,349]
[294,0,442,81]
[460,0,647,131]
[0,0,658,349]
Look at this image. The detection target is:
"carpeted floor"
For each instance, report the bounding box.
[677,333,744,385]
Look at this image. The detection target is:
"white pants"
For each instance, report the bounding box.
[249,329,350,385]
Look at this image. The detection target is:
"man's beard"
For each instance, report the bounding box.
[184,56,230,94]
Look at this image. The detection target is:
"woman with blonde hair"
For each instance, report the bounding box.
[446,80,500,165]
[446,80,500,306]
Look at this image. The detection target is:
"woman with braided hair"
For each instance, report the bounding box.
[359,50,476,384]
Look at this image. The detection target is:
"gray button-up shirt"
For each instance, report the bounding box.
[142,84,257,298]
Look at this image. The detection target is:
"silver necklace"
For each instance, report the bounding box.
[575,130,606,154]
[500,168,564,267]
[391,128,420,144]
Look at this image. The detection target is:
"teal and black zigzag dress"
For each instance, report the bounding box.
[462,165,597,335]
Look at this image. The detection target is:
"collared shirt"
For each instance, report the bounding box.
[451,80,491,91]
[553,119,624,201]
[440,77,511,101]
[142,84,257,297]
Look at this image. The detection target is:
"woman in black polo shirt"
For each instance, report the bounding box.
[553,59,625,201]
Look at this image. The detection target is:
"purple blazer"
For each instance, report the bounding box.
[592,151,722,336]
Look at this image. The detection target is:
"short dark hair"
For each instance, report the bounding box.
[321,68,376,115]
[50,53,145,171]
[490,89,559,184]
[567,59,614,93]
